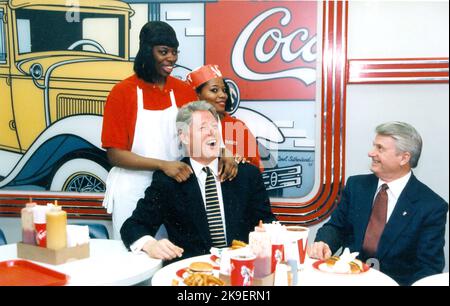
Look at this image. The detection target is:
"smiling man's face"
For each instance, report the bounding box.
[182,110,220,164]
[368,134,411,182]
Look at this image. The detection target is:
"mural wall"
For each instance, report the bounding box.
[0,0,134,194]
[0,0,346,224]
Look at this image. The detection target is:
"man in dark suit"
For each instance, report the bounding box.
[309,121,448,286]
[121,101,276,261]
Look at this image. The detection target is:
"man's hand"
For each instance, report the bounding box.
[218,157,238,182]
[160,161,193,183]
[142,239,184,260]
[307,241,332,260]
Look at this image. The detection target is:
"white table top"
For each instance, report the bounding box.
[0,239,162,286]
[151,254,398,286]
[412,272,449,286]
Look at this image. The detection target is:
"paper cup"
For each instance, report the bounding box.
[284,226,309,269]
[230,254,256,286]
[271,244,285,273]
[33,205,49,247]
[219,247,251,276]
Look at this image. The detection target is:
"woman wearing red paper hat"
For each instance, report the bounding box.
[101,23,238,239]
[186,64,263,170]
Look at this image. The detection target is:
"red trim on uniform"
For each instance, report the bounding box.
[221,113,263,171]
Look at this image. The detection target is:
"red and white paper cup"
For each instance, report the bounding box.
[284,226,309,269]
[32,205,50,247]
[271,244,285,273]
[230,254,256,286]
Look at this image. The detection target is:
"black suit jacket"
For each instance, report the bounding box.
[121,158,277,260]
[315,173,448,286]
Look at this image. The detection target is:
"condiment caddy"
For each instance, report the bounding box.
[17,199,90,265]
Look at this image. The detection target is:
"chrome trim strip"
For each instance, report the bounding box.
[351,59,449,65]
[357,68,449,73]
[350,76,449,82]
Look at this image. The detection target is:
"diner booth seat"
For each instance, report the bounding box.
[0,228,7,245]
[73,223,110,239]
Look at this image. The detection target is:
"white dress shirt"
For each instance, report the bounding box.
[190,158,227,242]
[376,171,412,222]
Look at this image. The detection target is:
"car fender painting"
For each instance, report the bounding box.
[0,0,348,224]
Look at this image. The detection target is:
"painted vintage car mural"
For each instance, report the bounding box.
[0,0,134,192]
[1,0,349,225]
[0,0,314,196]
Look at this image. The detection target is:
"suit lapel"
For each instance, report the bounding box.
[221,180,239,244]
[377,175,419,259]
[180,158,211,246]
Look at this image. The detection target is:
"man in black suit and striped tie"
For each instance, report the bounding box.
[121,101,276,261]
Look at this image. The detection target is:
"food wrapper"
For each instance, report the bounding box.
[327,248,359,273]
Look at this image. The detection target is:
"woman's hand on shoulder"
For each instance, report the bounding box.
[160,160,193,183]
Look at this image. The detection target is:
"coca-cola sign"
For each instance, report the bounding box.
[206,1,317,100]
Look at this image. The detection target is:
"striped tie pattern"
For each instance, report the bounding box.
[203,167,227,248]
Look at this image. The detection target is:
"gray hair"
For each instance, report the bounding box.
[375,121,422,168]
[176,100,218,134]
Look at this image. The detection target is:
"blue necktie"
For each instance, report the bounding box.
[203,167,227,248]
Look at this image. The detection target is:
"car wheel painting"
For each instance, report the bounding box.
[50,159,108,192]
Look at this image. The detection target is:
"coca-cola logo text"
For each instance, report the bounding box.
[232,7,317,85]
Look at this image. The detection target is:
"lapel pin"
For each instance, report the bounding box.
[402,211,408,216]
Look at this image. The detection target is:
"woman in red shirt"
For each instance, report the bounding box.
[186,65,263,171]
[102,23,237,241]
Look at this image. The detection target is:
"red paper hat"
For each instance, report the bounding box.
[186,64,223,88]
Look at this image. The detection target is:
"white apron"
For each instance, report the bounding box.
[103,87,181,240]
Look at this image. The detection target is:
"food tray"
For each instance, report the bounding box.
[0,259,69,286]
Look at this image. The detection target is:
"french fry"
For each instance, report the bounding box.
[231,239,247,249]
[183,273,225,286]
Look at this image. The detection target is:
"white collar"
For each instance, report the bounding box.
[378,171,412,200]
[190,158,219,178]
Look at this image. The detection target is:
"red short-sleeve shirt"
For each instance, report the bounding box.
[221,113,263,171]
[101,74,197,151]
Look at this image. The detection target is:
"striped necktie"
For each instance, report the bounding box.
[203,167,227,248]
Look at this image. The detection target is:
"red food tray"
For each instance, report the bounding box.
[0,259,69,286]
